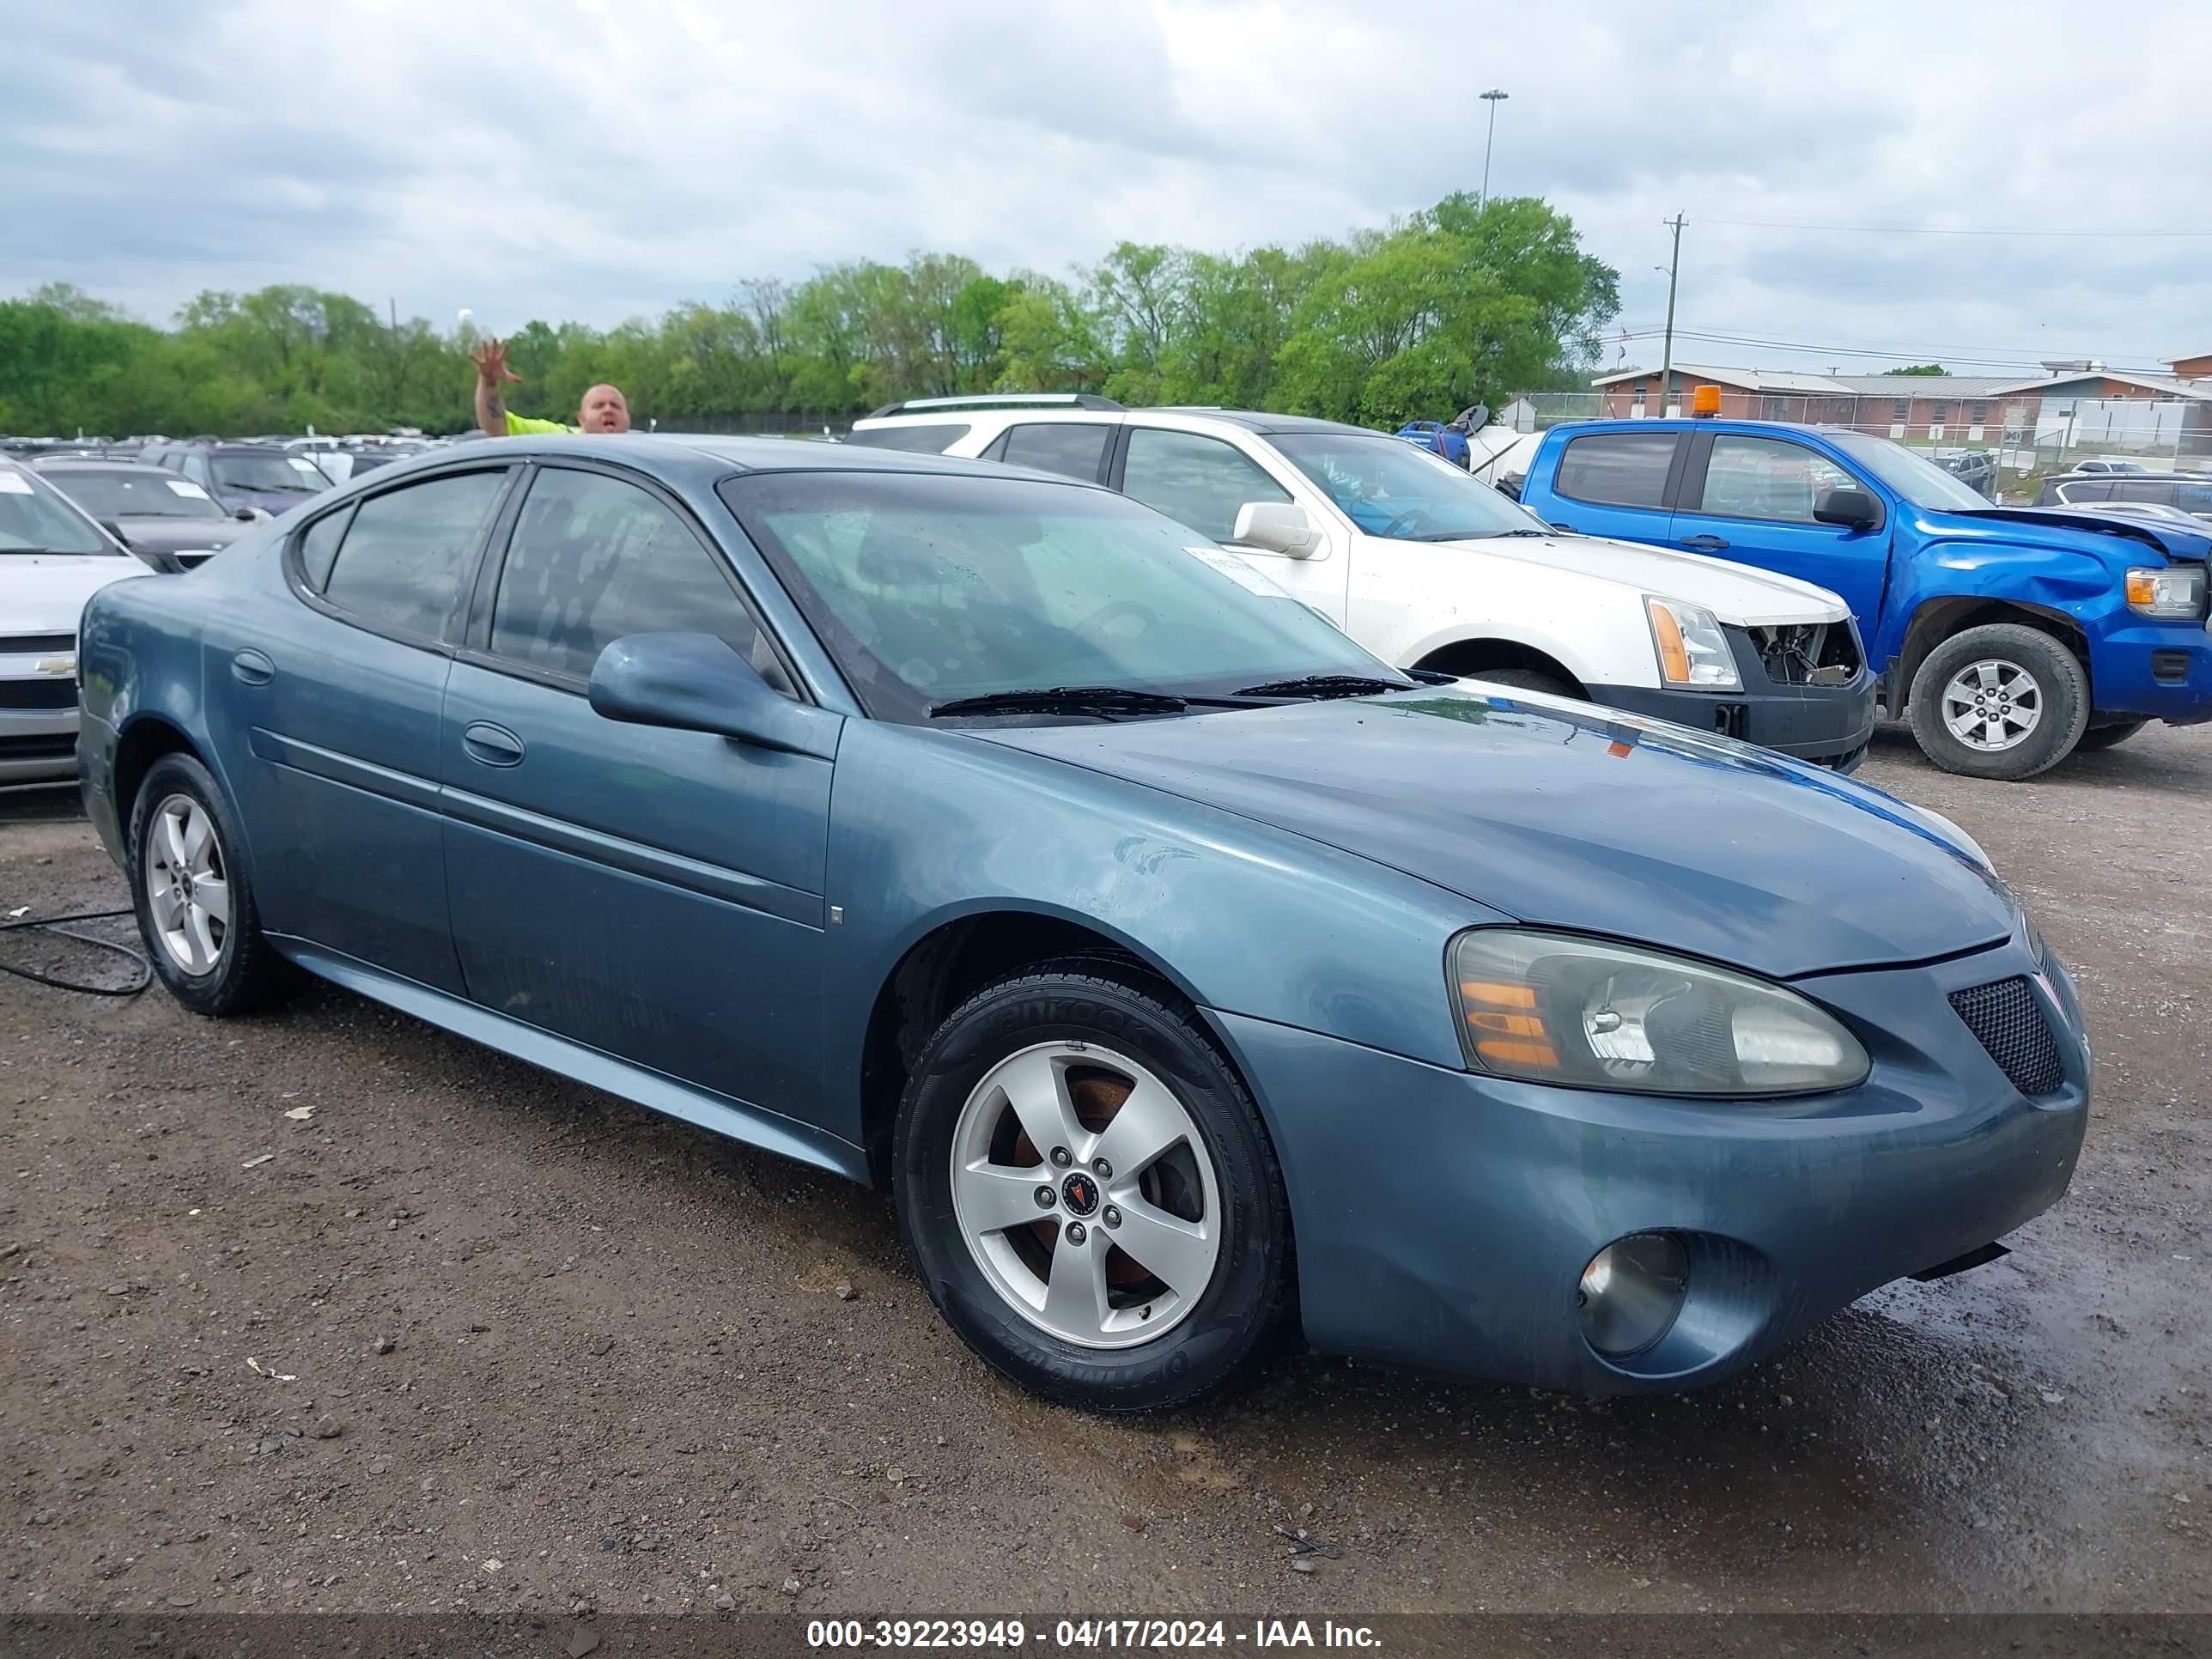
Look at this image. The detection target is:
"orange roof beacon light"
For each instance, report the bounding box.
[1690,384,1723,419]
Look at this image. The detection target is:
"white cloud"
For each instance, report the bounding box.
[6,0,2207,373]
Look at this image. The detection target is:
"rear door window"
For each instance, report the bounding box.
[1553,433,1680,507]
[1120,428,1289,541]
[2112,480,2175,503]
[2057,480,2113,502]
[319,471,508,641]
[997,422,1110,482]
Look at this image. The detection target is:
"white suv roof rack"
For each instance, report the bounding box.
[861,393,1126,419]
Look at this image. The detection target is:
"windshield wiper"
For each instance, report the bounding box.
[1230,673,1409,700]
[1481,527,1553,538]
[929,685,1190,720]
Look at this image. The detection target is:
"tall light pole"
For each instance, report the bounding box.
[1478,88,1509,210]
[1658,214,1685,414]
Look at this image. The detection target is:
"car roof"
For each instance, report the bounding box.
[853,403,1381,441]
[337,431,1109,488]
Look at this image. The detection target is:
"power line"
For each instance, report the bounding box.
[1693,216,2212,239]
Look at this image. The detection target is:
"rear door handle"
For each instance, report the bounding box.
[230,649,274,686]
[460,721,526,767]
[1678,534,1730,552]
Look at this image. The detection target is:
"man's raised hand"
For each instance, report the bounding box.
[471,338,521,386]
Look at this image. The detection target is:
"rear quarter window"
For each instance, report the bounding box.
[1554,433,1680,508]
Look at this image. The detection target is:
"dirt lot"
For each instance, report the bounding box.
[1,725,2206,1620]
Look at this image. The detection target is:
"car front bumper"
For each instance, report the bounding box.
[0,702,80,787]
[1209,932,2088,1395]
[1588,668,1878,770]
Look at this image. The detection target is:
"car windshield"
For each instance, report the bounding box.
[48,469,228,521]
[212,453,330,494]
[0,471,118,555]
[722,470,1405,724]
[1824,431,1990,511]
[1271,432,1547,540]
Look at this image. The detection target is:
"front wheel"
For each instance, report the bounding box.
[1905,623,2090,781]
[893,961,1292,1412]
[1461,666,1583,700]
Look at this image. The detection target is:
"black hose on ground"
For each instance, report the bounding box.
[0,907,152,997]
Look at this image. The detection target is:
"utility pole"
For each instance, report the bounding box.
[1478,89,1509,210]
[1658,214,1685,416]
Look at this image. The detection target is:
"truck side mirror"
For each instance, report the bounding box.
[1814,487,1881,531]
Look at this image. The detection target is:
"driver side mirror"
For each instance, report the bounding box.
[588,632,837,758]
[1231,501,1322,559]
[1813,486,1881,531]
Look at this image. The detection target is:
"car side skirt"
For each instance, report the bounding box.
[274,937,872,1184]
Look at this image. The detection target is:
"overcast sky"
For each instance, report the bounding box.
[8,0,2208,378]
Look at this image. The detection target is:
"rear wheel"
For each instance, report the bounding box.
[893,961,1291,1412]
[2074,717,2148,753]
[1905,623,2090,781]
[127,753,296,1016]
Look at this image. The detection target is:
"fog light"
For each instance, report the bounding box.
[1577,1233,1690,1358]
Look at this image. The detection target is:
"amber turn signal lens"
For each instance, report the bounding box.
[1648,602,1691,684]
[2125,569,2156,608]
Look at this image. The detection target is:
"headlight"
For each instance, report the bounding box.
[1644,598,1741,690]
[1450,929,1870,1097]
[2126,564,2206,619]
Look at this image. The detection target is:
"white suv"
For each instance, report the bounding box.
[847,397,1878,769]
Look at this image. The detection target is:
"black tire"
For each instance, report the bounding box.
[1462,665,1583,700]
[1905,623,2091,781]
[127,752,296,1017]
[893,958,1292,1413]
[2074,717,2148,753]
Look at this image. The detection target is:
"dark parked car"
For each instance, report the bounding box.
[29,459,251,570]
[2033,471,2212,522]
[141,441,332,519]
[1937,449,1998,498]
[76,435,2090,1410]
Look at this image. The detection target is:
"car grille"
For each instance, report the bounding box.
[1948,976,2066,1097]
[0,634,76,656]
[0,734,77,762]
[1746,622,1863,685]
[0,678,78,711]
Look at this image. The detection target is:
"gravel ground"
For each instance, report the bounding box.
[0,724,2206,1619]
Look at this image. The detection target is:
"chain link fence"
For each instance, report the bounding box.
[1498,388,2212,504]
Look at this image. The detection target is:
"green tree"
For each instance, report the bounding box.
[1881,363,1949,375]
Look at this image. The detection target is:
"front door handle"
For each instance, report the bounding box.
[230,649,274,686]
[460,721,526,767]
[1678,533,1730,552]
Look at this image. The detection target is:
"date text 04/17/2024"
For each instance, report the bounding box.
[804,1620,1382,1650]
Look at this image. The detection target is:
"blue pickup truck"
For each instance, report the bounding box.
[1516,417,2212,778]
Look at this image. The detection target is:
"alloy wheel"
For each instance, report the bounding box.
[948,1041,1223,1349]
[1940,659,2043,753]
[144,793,229,976]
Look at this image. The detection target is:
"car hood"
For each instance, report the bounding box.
[1931,506,2212,563]
[2,555,149,633]
[113,516,249,555]
[972,687,2015,980]
[1406,531,1850,625]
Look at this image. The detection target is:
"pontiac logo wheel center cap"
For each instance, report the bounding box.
[1060,1173,1100,1217]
